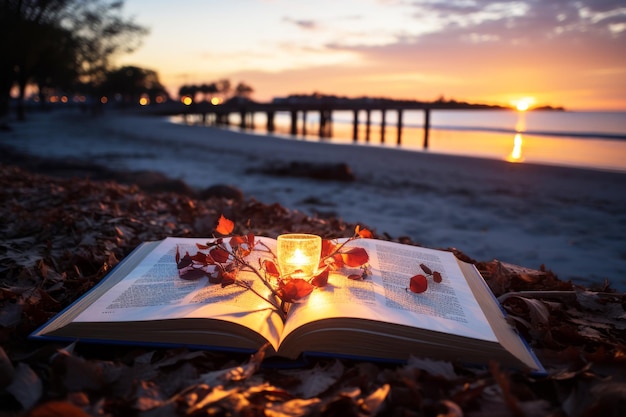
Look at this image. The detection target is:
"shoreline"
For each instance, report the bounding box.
[169,109,626,175]
[2,108,626,290]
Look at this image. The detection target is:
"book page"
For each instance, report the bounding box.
[281,239,497,343]
[74,237,283,349]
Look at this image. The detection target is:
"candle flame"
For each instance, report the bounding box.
[289,248,308,266]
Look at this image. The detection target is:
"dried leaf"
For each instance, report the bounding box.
[277,279,314,303]
[266,397,322,416]
[198,344,267,386]
[215,214,234,235]
[341,247,369,267]
[355,225,373,239]
[361,384,390,416]
[320,239,336,258]
[263,259,280,277]
[6,363,42,410]
[178,265,208,281]
[0,347,15,388]
[0,303,22,327]
[176,251,193,269]
[311,268,329,287]
[209,247,230,263]
[286,360,344,398]
[229,235,248,246]
[26,401,91,417]
[406,356,457,380]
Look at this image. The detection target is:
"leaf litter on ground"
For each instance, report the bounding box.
[0,163,625,416]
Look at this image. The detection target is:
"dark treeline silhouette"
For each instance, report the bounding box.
[103,66,169,106]
[272,93,507,109]
[0,0,148,125]
[178,80,254,104]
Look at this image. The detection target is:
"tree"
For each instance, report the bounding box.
[216,79,231,99]
[102,66,168,105]
[234,82,254,99]
[30,24,82,106]
[0,0,147,122]
[199,82,218,102]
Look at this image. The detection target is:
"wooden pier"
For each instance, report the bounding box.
[147,99,482,149]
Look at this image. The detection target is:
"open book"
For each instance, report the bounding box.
[30,237,544,373]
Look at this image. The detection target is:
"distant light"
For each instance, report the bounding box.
[514,97,535,112]
[156,96,165,104]
[101,96,108,104]
[211,97,221,105]
[61,96,68,103]
[182,96,193,106]
[139,97,149,106]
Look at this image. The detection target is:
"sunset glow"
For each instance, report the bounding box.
[117,0,626,110]
[514,98,535,112]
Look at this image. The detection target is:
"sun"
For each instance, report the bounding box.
[513,97,535,111]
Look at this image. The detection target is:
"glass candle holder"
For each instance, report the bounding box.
[277,234,322,279]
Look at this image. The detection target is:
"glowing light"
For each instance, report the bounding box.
[181,96,193,106]
[507,133,525,163]
[513,97,535,112]
[100,96,108,104]
[139,97,149,106]
[277,234,322,279]
[211,97,221,105]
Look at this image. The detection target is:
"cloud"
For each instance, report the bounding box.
[283,17,319,30]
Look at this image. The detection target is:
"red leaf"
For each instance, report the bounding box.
[263,260,280,277]
[220,271,236,287]
[356,225,373,239]
[321,239,336,258]
[341,247,369,267]
[215,215,234,235]
[176,246,181,264]
[209,247,230,263]
[208,273,222,284]
[311,268,329,287]
[179,267,208,281]
[409,274,428,293]
[419,263,433,275]
[277,279,314,303]
[229,235,247,246]
[196,243,210,250]
[177,252,193,269]
[347,274,363,280]
[326,253,344,270]
[190,251,212,265]
[433,271,442,283]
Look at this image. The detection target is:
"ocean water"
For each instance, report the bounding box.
[174,109,626,174]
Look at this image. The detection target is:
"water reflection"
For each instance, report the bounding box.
[507,111,526,163]
[507,133,524,162]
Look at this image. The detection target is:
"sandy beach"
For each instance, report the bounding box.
[3,108,626,290]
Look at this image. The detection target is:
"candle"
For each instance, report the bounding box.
[277,234,322,279]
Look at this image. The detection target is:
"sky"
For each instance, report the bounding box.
[117,0,626,111]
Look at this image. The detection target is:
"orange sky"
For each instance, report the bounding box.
[118,0,626,111]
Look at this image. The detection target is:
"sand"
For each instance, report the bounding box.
[3,108,626,290]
